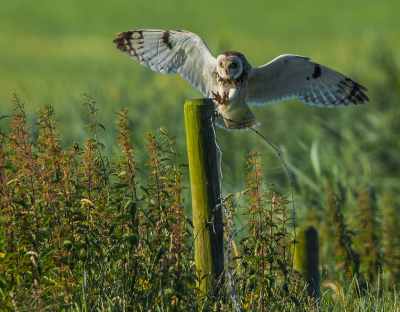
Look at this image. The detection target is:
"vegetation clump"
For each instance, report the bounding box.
[0,94,399,311]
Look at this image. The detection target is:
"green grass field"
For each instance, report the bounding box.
[1,0,399,143]
[1,0,400,309]
[1,0,398,181]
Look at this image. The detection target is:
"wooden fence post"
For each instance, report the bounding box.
[184,98,224,294]
[294,226,321,300]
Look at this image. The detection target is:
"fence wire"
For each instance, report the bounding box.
[210,113,297,311]
[210,115,243,311]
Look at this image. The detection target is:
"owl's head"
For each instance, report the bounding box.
[216,51,245,80]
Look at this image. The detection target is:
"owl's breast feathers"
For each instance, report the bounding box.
[214,53,259,130]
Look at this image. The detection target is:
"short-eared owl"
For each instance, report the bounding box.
[113,29,369,130]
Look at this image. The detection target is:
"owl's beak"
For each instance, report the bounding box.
[225,69,229,75]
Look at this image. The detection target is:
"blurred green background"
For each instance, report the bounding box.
[1,0,399,227]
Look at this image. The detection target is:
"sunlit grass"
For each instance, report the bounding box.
[1,1,400,309]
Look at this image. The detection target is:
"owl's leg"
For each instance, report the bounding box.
[211,91,229,105]
[213,106,230,130]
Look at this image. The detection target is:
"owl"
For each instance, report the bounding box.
[113,29,369,130]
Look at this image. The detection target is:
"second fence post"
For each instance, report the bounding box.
[294,226,321,300]
[184,98,224,295]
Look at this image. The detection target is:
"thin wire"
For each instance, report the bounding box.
[211,113,297,267]
[210,114,234,225]
[210,115,242,311]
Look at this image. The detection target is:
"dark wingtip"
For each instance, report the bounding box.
[116,31,128,38]
[112,37,123,45]
[345,78,368,93]
[112,37,125,52]
[359,84,369,94]
[341,78,370,105]
[356,84,370,103]
[113,30,144,47]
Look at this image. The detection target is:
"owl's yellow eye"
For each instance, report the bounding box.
[230,63,236,68]
[220,62,224,68]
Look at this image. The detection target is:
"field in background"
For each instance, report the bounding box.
[1,0,399,146]
[1,0,400,301]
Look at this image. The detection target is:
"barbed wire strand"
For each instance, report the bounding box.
[210,115,243,312]
[213,115,296,242]
[210,113,298,310]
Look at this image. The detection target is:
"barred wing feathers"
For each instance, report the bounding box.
[246,54,369,107]
[113,29,218,97]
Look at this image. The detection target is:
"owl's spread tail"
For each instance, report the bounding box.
[214,110,261,131]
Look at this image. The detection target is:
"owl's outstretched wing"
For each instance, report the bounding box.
[246,54,369,107]
[113,29,218,97]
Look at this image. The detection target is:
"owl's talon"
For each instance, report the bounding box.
[211,91,228,105]
[211,91,222,104]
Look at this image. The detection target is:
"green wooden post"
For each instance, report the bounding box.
[294,226,321,300]
[184,98,224,294]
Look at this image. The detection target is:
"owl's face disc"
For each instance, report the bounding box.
[216,54,244,80]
